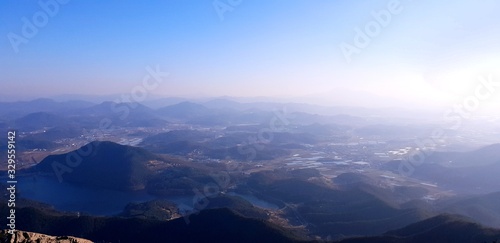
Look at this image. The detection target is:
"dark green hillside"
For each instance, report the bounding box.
[440,191,500,228]
[146,166,215,196]
[120,199,179,221]
[33,141,165,190]
[140,129,292,161]
[245,170,429,238]
[337,214,500,243]
[204,195,270,220]
[333,172,374,186]
[385,214,500,243]
[120,195,269,221]
[334,173,429,204]
[1,204,305,243]
[139,129,214,154]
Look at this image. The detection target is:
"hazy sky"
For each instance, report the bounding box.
[1,0,499,109]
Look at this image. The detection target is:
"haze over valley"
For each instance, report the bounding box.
[1,1,500,242]
[0,97,499,242]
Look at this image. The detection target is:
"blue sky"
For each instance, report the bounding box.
[1,0,499,108]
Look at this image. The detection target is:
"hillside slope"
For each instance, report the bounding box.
[33,141,166,190]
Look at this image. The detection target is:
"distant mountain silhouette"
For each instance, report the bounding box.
[0,98,94,118]
[71,101,167,127]
[426,143,500,167]
[203,98,246,110]
[78,101,156,117]
[156,101,211,119]
[156,101,289,125]
[383,144,500,193]
[13,112,69,131]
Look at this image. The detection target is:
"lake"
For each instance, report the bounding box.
[15,175,154,216]
[12,175,280,216]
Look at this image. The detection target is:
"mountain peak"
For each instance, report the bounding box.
[34,141,164,190]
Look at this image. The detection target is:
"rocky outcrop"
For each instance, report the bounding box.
[0,230,93,243]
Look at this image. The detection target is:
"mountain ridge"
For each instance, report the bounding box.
[32,141,166,190]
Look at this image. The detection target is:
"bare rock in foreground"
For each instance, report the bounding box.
[0,230,93,243]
